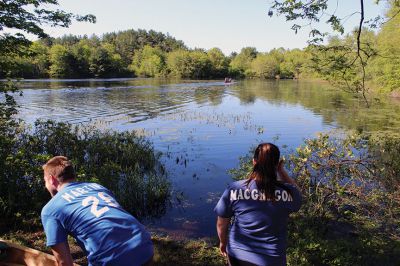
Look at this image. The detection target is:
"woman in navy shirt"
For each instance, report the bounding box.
[214,143,302,266]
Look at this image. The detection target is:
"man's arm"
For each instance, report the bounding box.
[51,242,74,266]
[216,216,230,257]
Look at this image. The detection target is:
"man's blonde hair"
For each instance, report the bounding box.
[42,156,76,182]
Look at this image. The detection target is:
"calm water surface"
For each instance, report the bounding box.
[15,78,400,238]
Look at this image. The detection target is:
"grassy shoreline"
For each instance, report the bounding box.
[0,229,225,266]
[2,210,399,266]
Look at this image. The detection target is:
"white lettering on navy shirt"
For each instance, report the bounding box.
[61,183,103,203]
[230,189,293,202]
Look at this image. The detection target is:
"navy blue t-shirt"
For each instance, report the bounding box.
[214,179,302,266]
[41,182,153,266]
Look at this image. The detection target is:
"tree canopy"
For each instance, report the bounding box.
[268,0,400,103]
[0,0,95,56]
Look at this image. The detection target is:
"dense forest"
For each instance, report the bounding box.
[0,28,319,80]
[1,1,399,93]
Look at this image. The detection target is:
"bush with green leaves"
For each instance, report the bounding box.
[0,120,171,226]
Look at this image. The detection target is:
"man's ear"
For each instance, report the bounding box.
[50,175,59,187]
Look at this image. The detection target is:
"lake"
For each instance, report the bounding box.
[14,78,400,239]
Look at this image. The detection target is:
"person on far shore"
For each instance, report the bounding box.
[214,143,302,266]
[40,156,154,266]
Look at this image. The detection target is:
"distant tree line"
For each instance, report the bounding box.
[0,28,310,80]
[1,1,399,93]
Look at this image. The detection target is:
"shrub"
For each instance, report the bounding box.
[0,120,171,226]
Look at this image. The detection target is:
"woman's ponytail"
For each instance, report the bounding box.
[248,143,280,200]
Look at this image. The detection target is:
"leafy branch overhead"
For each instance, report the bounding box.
[0,0,96,56]
[268,0,400,105]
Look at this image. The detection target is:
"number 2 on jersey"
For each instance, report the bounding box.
[82,192,119,218]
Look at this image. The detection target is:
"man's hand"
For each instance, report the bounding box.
[51,242,74,266]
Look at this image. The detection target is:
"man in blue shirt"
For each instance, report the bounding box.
[41,156,154,266]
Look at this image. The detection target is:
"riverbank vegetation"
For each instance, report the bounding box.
[1,2,399,94]
[0,119,171,225]
[2,132,398,265]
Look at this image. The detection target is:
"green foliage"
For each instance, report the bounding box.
[207,48,229,78]
[0,28,189,79]
[2,1,399,92]
[230,133,400,265]
[48,44,76,78]
[69,40,91,77]
[280,48,307,79]
[287,214,400,266]
[88,43,124,78]
[368,2,400,92]
[47,41,125,78]
[2,36,312,81]
[167,50,192,78]
[0,120,171,222]
[152,237,225,266]
[130,45,167,77]
[29,42,51,77]
[167,49,212,79]
[103,29,186,66]
[189,50,213,79]
[269,0,331,43]
[309,30,378,98]
[0,0,95,57]
[251,53,280,79]
[229,47,258,77]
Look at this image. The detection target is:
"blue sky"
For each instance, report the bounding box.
[37,0,386,55]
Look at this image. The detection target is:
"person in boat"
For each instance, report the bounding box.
[40,156,153,266]
[214,143,302,266]
[224,77,233,83]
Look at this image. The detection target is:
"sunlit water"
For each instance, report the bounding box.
[12,78,400,239]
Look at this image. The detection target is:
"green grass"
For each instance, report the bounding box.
[0,229,225,266]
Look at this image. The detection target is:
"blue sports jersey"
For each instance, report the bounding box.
[41,182,153,266]
[214,179,302,266]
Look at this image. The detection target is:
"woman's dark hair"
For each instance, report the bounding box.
[247,143,281,200]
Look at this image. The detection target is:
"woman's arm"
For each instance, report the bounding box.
[216,216,230,257]
[278,160,299,189]
[278,159,303,211]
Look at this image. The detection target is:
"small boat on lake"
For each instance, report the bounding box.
[224,77,234,84]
